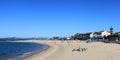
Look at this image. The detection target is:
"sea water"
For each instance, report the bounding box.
[0,42,48,60]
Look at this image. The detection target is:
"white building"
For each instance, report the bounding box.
[101,31,110,37]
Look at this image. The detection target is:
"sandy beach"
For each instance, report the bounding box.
[21,40,120,60]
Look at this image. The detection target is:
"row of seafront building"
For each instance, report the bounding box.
[70,27,120,41]
[51,27,120,42]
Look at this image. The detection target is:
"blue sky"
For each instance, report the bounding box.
[0,0,120,38]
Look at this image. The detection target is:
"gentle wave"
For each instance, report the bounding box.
[0,42,48,60]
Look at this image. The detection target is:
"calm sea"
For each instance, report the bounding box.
[0,42,48,60]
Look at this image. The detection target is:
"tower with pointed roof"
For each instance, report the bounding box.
[110,26,113,36]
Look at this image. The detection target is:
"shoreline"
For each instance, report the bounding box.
[21,44,50,60]
[21,40,56,60]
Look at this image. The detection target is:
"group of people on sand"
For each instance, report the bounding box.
[72,46,87,52]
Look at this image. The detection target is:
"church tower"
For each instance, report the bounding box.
[110,26,113,35]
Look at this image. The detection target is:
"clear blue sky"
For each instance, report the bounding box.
[0,0,120,38]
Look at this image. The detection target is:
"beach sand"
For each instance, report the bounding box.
[21,40,120,60]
